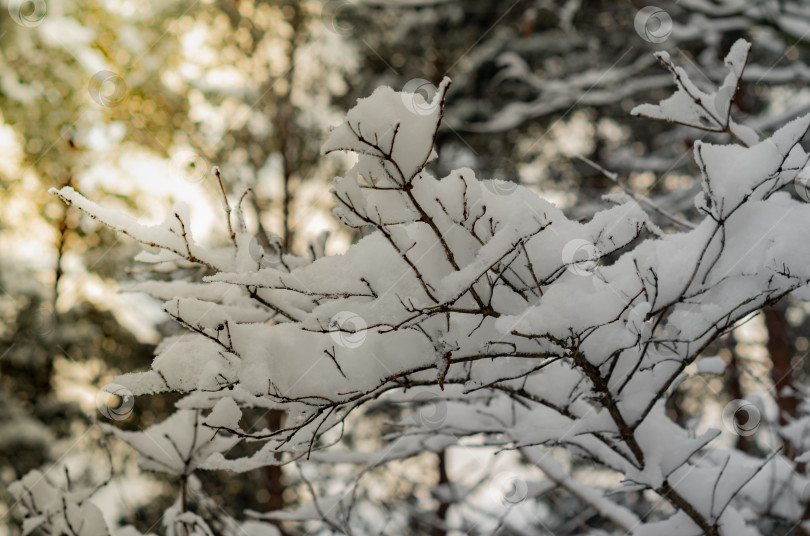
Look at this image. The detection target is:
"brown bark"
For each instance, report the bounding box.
[265,409,286,513]
[431,450,450,536]
[763,303,801,458]
[724,334,755,454]
[763,303,810,535]
[266,5,302,524]
[278,3,302,254]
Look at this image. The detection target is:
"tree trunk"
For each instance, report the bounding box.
[431,450,450,536]
[265,409,286,515]
[763,302,800,458]
[763,302,809,536]
[724,334,755,454]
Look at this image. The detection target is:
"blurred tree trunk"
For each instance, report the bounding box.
[763,302,801,459]
[278,3,302,254]
[265,409,286,512]
[268,4,303,525]
[724,334,755,454]
[763,302,809,536]
[431,450,450,536]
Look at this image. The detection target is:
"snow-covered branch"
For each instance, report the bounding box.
[23,39,810,535]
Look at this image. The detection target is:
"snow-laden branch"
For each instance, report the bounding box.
[30,40,810,535]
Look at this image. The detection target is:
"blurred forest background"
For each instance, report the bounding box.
[2,0,810,534]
